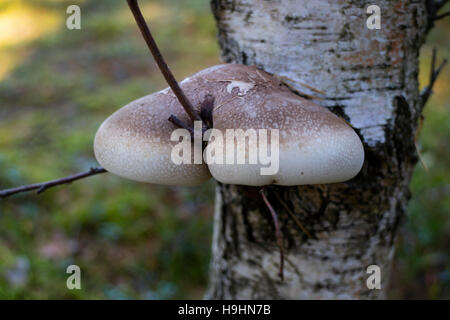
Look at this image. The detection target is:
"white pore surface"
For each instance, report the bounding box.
[208,125,364,186]
[94,127,208,186]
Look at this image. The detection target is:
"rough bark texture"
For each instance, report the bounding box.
[206,0,430,299]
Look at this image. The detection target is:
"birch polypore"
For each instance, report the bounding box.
[206,65,364,186]
[94,63,364,186]
[93,90,211,186]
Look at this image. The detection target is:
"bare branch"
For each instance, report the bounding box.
[273,190,312,238]
[421,48,448,108]
[435,11,450,20]
[427,0,450,32]
[428,0,450,14]
[260,188,284,281]
[0,167,107,199]
[126,0,200,122]
[168,114,194,137]
[199,95,215,129]
[436,0,450,11]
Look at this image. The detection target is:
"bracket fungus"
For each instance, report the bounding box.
[202,64,365,186]
[94,63,364,188]
[94,89,211,186]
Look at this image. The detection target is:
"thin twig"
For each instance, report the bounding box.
[421,48,448,107]
[168,115,194,137]
[273,190,312,238]
[126,0,199,122]
[199,95,215,129]
[281,81,325,101]
[435,11,450,20]
[427,0,450,32]
[433,0,450,12]
[415,142,429,172]
[260,187,284,281]
[414,116,429,172]
[0,167,107,199]
[276,75,325,95]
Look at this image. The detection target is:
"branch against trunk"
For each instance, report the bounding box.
[434,11,450,20]
[420,48,448,108]
[206,0,428,299]
[426,0,450,32]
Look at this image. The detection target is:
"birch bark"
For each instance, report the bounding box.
[206,0,431,299]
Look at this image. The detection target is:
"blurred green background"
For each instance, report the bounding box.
[0,0,448,299]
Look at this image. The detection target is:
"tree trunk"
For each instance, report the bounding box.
[206,0,431,299]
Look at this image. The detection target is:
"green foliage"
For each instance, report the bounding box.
[0,0,218,299]
[389,14,450,299]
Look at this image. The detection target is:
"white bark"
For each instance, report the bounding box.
[206,0,430,299]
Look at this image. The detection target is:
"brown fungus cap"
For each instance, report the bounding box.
[94,87,211,186]
[94,64,364,187]
[93,64,267,186]
[197,64,365,186]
